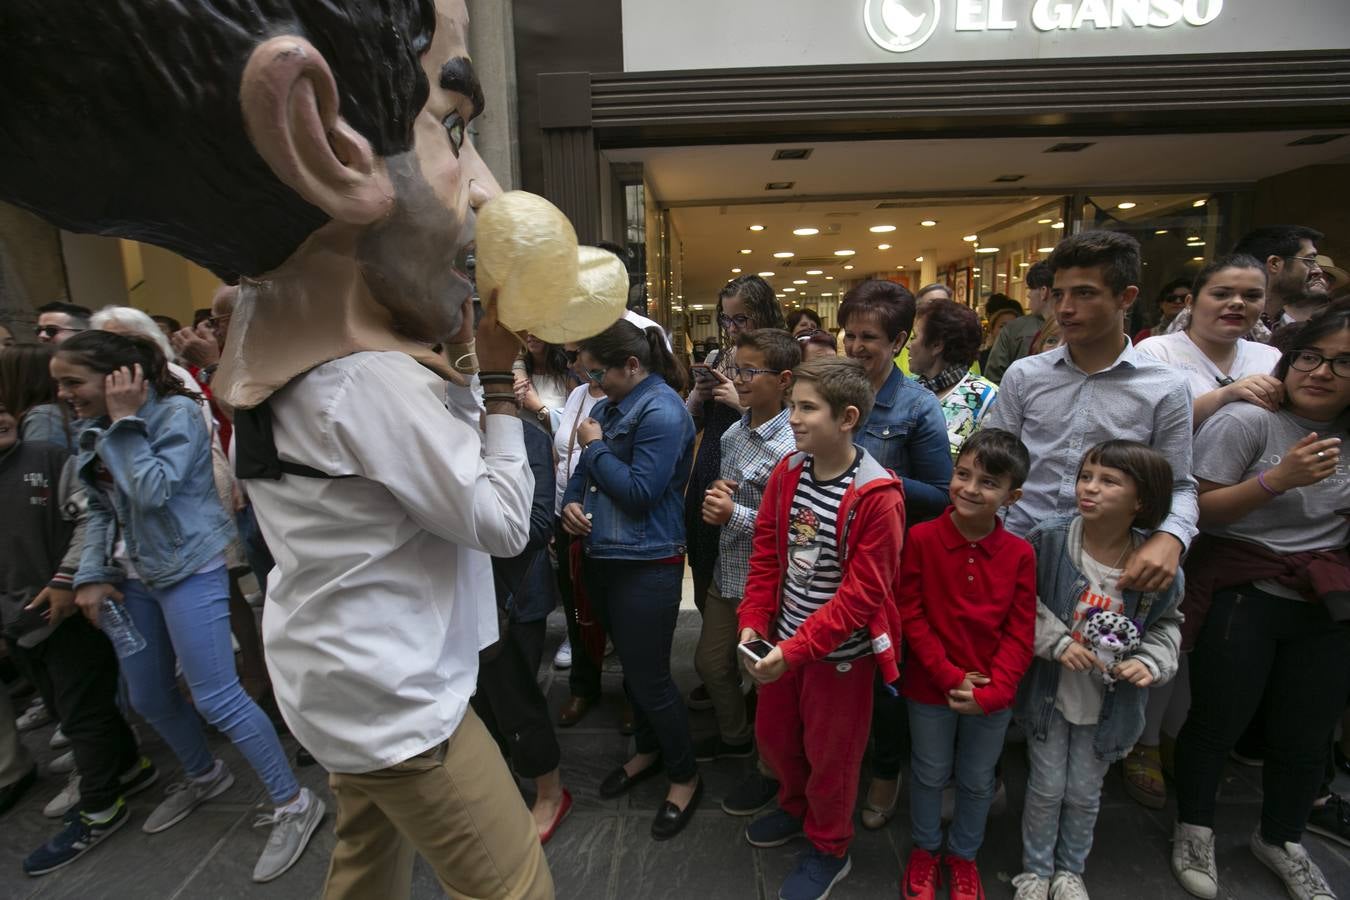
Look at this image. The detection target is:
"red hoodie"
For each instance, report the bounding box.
[738,448,906,685]
[897,508,1036,713]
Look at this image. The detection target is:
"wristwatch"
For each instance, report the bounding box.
[536,406,550,425]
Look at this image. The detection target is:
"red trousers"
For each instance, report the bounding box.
[755,654,876,856]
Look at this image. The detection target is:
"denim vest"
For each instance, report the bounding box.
[74,391,232,591]
[854,365,952,523]
[1015,514,1184,763]
[563,374,694,560]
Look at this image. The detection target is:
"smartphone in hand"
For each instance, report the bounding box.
[738,639,773,664]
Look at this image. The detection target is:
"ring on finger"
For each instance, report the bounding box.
[1317,450,1326,459]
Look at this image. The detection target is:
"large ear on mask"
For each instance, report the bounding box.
[240,37,394,225]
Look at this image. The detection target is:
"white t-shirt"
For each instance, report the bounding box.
[1135,331,1281,402]
[553,382,604,516]
[1056,550,1127,726]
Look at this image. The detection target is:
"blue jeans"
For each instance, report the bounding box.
[1021,707,1111,877]
[908,701,1012,860]
[582,556,697,782]
[119,567,298,805]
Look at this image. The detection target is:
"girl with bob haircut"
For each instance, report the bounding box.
[0,343,71,449]
[1171,303,1349,900]
[560,319,702,840]
[46,330,319,883]
[1012,440,1183,900]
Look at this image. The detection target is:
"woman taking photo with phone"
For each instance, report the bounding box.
[44,331,320,884]
[560,319,699,840]
[1170,303,1349,900]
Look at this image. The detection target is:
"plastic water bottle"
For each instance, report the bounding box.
[99,597,146,658]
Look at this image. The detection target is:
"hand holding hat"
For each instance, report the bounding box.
[475,191,629,343]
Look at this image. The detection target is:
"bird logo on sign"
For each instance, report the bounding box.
[864,0,941,52]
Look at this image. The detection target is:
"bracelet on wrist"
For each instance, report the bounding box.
[1256,470,1284,497]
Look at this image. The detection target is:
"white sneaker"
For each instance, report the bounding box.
[251,788,326,882]
[49,750,76,775]
[1050,871,1090,900]
[49,727,70,750]
[44,773,82,819]
[1012,872,1051,900]
[1172,822,1219,899]
[142,760,234,833]
[1250,830,1336,900]
[17,699,51,731]
[553,639,572,669]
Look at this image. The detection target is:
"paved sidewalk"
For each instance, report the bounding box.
[3,608,1348,899]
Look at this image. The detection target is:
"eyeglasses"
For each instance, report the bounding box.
[718,313,752,331]
[585,368,607,383]
[34,325,78,339]
[728,365,776,382]
[796,329,829,342]
[1286,255,1323,269]
[1163,294,1189,304]
[1288,350,1350,378]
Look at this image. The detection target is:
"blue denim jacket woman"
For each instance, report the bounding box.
[73,390,232,590]
[1015,514,1184,763]
[838,280,952,525]
[563,372,695,559]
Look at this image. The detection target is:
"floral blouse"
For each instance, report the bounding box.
[938,369,998,460]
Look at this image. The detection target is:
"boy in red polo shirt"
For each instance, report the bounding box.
[898,428,1037,900]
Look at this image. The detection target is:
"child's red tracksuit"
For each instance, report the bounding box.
[738,448,905,857]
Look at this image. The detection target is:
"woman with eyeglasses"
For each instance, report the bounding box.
[560,319,700,839]
[1133,278,1191,344]
[1169,303,1349,900]
[683,275,785,709]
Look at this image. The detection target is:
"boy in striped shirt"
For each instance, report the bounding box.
[738,357,907,900]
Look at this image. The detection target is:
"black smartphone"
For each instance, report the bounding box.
[738,639,773,663]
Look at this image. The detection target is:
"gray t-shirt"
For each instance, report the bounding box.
[1193,402,1349,555]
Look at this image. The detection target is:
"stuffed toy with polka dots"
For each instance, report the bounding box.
[1081,608,1141,685]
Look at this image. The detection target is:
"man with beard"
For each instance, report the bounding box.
[0,1,553,896]
[1232,225,1331,331]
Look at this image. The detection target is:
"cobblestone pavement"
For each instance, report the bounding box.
[3,608,1347,899]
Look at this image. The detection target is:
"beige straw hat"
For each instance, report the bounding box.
[475,191,629,343]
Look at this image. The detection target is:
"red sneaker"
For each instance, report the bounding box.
[944,854,986,900]
[902,847,942,900]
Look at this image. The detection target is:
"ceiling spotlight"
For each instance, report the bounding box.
[1037,246,1056,253]
[1117,201,1137,210]
[975,247,1000,254]
[834,249,856,256]
[1193,256,1204,261]
[973,272,981,278]
[748,224,765,231]
[1019,262,1030,267]
[758,271,775,277]
[877,244,891,250]
[920,220,937,227]
[869,225,896,233]
[1037,218,1054,224]
[843,264,854,270]
[821,292,833,297]
[963,234,978,242]
[806,269,823,275]
[783,287,796,292]
[1192,199,1207,207]
[825,275,834,280]
[915,256,924,263]
[773,251,795,258]
[792,227,819,236]
[1155,229,1168,235]
[1051,222,1065,229]
[740,248,752,254]
[731,267,742,273]
[793,279,808,285]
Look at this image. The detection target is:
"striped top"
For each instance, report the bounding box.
[775,453,869,661]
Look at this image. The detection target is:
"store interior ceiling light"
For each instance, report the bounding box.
[772,147,814,160]
[1019,262,1030,267]
[821,292,833,297]
[792,227,819,236]
[1038,246,1056,253]
[1051,222,1066,229]
[1117,201,1137,209]
[783,287,796,292]
[1155,229,1169,235]
[793,279,808,284]
[1192,199,1207,207]
[975,247,1000,254]
[748,224,765,231]
[773,251,794,258]
[1193,256,1204,261]
[758,271,774,277]
[869,225,896,233]
[920,220,937,227]
[765,181,794,191]
[963,235,978,242]
[1037,218,1054,224]
[877,243,891,250]
[731,267,741,273]
[1045,141,1095,153]
[806,269,823,275]
[825,276,834,280]
[740,248,752,254]
[834,249,856,256]
[843,264,854,270]
[915,256,924,263]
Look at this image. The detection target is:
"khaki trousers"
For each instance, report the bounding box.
[323,707,554,900]
[693,584,751,744]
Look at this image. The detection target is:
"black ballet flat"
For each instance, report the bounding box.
[651,776,703,841]
[599,759,663,799]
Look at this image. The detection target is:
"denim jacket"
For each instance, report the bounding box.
[563,373,695,560]
[1015,514,1184,763]
[74,391,233,591]
[855,365,952,523]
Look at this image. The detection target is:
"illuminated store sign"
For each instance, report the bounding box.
[864,0,1224,53]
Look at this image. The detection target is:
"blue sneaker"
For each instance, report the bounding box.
[746,807,804,847]
[24,801,129,876]
[779,847,851,900]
